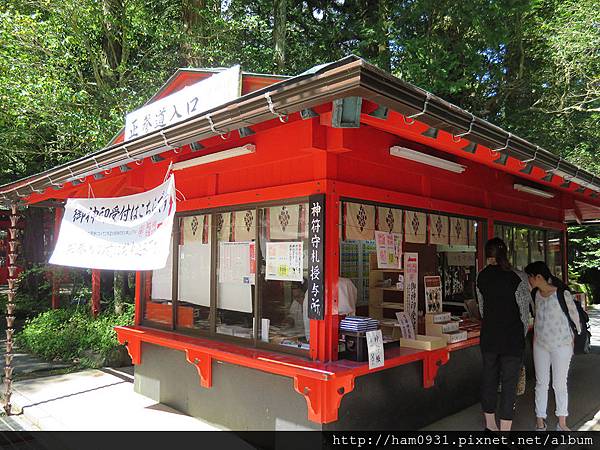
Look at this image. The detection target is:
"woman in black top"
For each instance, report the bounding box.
[476,238,530,431]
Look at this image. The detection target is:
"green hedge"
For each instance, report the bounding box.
[16,303,134,367]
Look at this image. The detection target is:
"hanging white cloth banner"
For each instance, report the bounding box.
[49,175,176,270]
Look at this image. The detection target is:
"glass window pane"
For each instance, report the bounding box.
[547,230,564,279]
[493,224,503,238]
[143,237,173,326]
[439,217,480,307]
[215,211,256,339]
[177,214,212,332]
[259,203,310,351]
[529,229,545,263]
[514,228,529,271]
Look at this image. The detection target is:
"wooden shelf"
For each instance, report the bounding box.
[381,302,404,310]
[368,253,404,320]
[370,286,403,292]
[370,268,404,273]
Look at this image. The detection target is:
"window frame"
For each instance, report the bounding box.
[140,196,311,358]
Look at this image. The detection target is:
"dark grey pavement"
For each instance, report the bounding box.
[423,304,600,431]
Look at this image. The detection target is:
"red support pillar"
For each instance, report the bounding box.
[51,207,64,309]
[91,269,101,317]
[134,271,142,325]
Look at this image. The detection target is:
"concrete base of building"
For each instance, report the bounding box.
[134,339,536,431]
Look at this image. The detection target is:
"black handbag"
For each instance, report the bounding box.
[556,289,592,355]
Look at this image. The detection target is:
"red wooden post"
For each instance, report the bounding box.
[562,225,569,284]
[91,269,101,317]
[51,207,64,309]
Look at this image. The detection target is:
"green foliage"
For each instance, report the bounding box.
[0,265,53,319]
[568,225,600,303]
[16,303,134,367]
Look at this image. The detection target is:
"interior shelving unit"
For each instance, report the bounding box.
[368,254,404,337]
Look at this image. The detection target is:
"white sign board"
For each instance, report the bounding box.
[49,176,176,270]
[124,65,241,141]
[179,242,211,306]
[218,241,255,284]
[265,242,303,282]
[366,329,385,370]
[375,231,402,269]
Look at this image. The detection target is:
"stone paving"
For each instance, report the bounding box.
[1,341,71,378]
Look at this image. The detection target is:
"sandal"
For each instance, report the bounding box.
[535,420,547,432]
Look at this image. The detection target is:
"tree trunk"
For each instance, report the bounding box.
[122,271,131,299]
[273,0,287,72]
[101,0,125,85]
[182,0,206,66]
[359,0,391,71]
[100,270,114,308]
[114,271,124,314]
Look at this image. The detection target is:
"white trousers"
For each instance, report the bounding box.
[533,342,573,418]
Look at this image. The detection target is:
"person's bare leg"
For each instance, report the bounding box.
[557,416,570,431]
[499,419,512,431]
[484,413,498,430]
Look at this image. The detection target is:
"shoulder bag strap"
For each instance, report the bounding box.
[556,289,578,335]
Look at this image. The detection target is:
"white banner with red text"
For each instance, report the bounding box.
[49,175,176,270]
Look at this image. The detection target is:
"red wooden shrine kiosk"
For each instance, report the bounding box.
[2,56,599,430]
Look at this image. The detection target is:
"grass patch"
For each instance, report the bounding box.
[16,303,134,368]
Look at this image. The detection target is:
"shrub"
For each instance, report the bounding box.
[16,303,134,368]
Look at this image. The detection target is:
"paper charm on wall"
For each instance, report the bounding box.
[215,212,231,242]
[429,214,449,245]
[468,220,478,246]
[344,202,375,241]
[269,205,300,240]
[233,210,256,242]
[404,210,426,244]
[376,207,403,234]
[450,217,469,246]
[182,215,210,244]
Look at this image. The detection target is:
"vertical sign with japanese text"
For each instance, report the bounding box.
[307,194,325,320]
[403,252,419,334]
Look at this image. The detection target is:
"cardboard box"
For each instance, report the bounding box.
[443,330,468,344]
[426,321,459,336]
[399,334,447,351]
[425,312,451,324]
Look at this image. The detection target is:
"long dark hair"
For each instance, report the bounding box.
[524,261,569,292]
[485,237,512,271]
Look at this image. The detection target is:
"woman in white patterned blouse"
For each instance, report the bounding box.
[525,261,581,432]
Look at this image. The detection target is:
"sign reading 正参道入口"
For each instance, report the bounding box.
[124,65,241,141]
[49,175,176,271]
